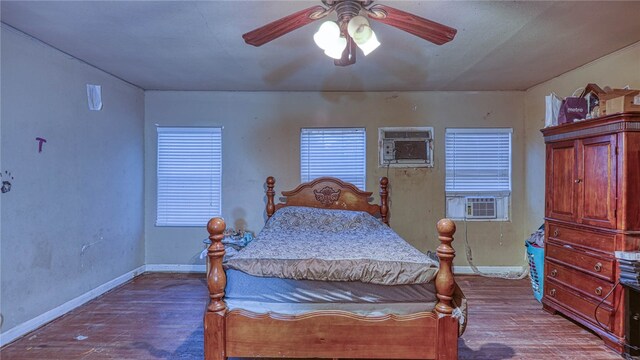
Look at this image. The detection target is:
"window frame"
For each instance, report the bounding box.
[444,127,512,221]
[156,126,223,227]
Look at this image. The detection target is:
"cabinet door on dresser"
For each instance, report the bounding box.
[578,135,617,229]
[546,140,578,222]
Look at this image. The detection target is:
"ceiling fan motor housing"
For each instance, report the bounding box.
[335,0,363,23]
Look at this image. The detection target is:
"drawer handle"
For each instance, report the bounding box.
[594,263,603,272]
[550,269,558,277]
[553,229,559,237]
[595,287,603,296]
[549,289,556,297]
[575,179,582,184]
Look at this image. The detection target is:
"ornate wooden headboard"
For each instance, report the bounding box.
[265,176,389,225]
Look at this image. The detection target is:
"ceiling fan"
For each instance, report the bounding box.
[242,0,457,66]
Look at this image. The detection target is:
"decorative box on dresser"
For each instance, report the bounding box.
[541,112,640,354]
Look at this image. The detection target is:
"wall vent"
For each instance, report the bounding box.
[378,127,434,168]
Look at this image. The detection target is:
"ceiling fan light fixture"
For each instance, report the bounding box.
[243,2,458,66]
[313,20,341,50]
[347,16,371,42]
[347,15,380,56]
[357,31,380,56]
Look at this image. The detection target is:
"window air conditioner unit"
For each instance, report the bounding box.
[465,197,497,219]
[379,127,434,168]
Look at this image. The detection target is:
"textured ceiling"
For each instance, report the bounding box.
[2,1,640,91]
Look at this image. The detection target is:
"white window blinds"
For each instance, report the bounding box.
[157,127,222,226]
[445,128,512,194]
[301,128,366,189]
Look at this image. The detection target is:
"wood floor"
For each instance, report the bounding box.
[1,273,623,359]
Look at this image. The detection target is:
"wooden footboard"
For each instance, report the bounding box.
[204,217,460,360]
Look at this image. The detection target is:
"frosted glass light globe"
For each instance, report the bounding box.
[347,16,373,44]
[313,21,341,50]
[324,36,347,59]
[358,31,380,56]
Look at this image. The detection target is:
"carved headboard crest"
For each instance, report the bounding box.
[313,186,341,206]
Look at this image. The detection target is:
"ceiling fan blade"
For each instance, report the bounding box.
[367,4,457,45]
[243,6,329,47]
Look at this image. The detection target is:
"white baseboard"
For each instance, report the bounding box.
[453,266,526,275]
[144,264,206,273]
[0,265,145,347]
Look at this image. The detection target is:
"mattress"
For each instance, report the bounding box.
[225,269,438,316]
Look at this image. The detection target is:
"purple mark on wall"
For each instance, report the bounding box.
[36,137,47,153]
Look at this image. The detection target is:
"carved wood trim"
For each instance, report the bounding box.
[264,176,390,223]
[313,186,341,206]
[541,112,640,143]
[226,308,437,322]
[281,177,371,198]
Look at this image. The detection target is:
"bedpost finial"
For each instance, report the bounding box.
[379,177,389,226]
[267,176,275,186]
[436,218,456,238]
[435,218,456,316]
[266,176,276,220]
[206,216,227,313]
[207,217,226,236]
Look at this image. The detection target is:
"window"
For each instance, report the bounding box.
[445,128,512,220]
[156,127,222,226]
[300,128,366,189]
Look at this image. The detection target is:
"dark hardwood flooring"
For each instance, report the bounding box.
[1,273,622,359]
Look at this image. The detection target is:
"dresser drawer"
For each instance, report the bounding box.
[546,243,615,281]
[547,223,615,253]
[545,281,614,331]
[545,261,614,306]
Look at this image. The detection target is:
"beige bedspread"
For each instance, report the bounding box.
[225,206,440,285]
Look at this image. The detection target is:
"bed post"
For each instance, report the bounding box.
[379,177,389,225]
[266,176,276,220]
[205,217,227,360]
[435,218,458,360]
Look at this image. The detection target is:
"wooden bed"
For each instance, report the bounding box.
[204,176,461,360]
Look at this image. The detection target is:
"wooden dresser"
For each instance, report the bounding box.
[541,112,640,353]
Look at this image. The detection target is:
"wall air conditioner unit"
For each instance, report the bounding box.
[465,197,497,219]
[379,127,434,168]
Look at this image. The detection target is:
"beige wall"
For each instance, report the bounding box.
[523,42,640,238]
[145,91,526,267]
